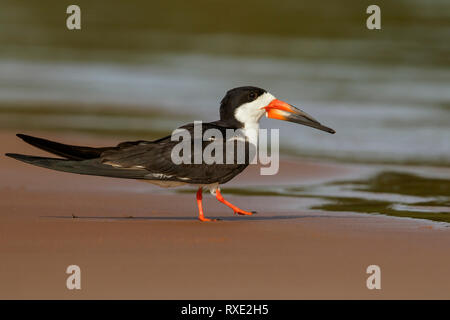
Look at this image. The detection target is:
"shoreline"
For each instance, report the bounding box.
[1,130,449,299]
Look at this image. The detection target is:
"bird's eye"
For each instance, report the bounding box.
[248,92,258,100]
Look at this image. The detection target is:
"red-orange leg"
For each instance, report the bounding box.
[215,189,253,216]
[196,187,216,222]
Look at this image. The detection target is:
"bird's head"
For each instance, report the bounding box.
[220,86,335,134]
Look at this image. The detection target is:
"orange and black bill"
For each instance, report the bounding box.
[263,99,335,134]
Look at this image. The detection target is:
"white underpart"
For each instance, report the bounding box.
[234,92,276,145]
[144,179,219,191]
[144,173,219,190]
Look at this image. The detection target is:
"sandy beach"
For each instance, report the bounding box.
[0,130,449,299]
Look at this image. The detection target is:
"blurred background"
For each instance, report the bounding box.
[2,1,450,299]
[0,0,449,165]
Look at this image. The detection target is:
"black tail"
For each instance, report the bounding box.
[5,153,148,179]
[16,134,112,160]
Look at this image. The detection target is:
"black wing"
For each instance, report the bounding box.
[99,122,250,184]
[7,123,250,185]
[15,133,146,160]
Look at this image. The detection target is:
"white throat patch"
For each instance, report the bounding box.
[233,92,276,145]
[234,92,275,127]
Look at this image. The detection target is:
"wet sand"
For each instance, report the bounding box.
[0,130,449,299]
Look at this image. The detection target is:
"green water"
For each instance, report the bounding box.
[1,0,449,164]
[0,102,189,139]
[314,198,450,223]
[1,0,448,67]
[180,171,450,223]
[330,171,450,197]
[1,0,449,223]
[314,172,450,223]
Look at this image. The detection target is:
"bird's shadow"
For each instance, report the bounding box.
[40,214,356,221]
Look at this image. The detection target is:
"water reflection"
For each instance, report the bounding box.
[0,0,449,165]
[209,171,450,223]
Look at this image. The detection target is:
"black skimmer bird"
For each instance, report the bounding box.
[6,86,335,221]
